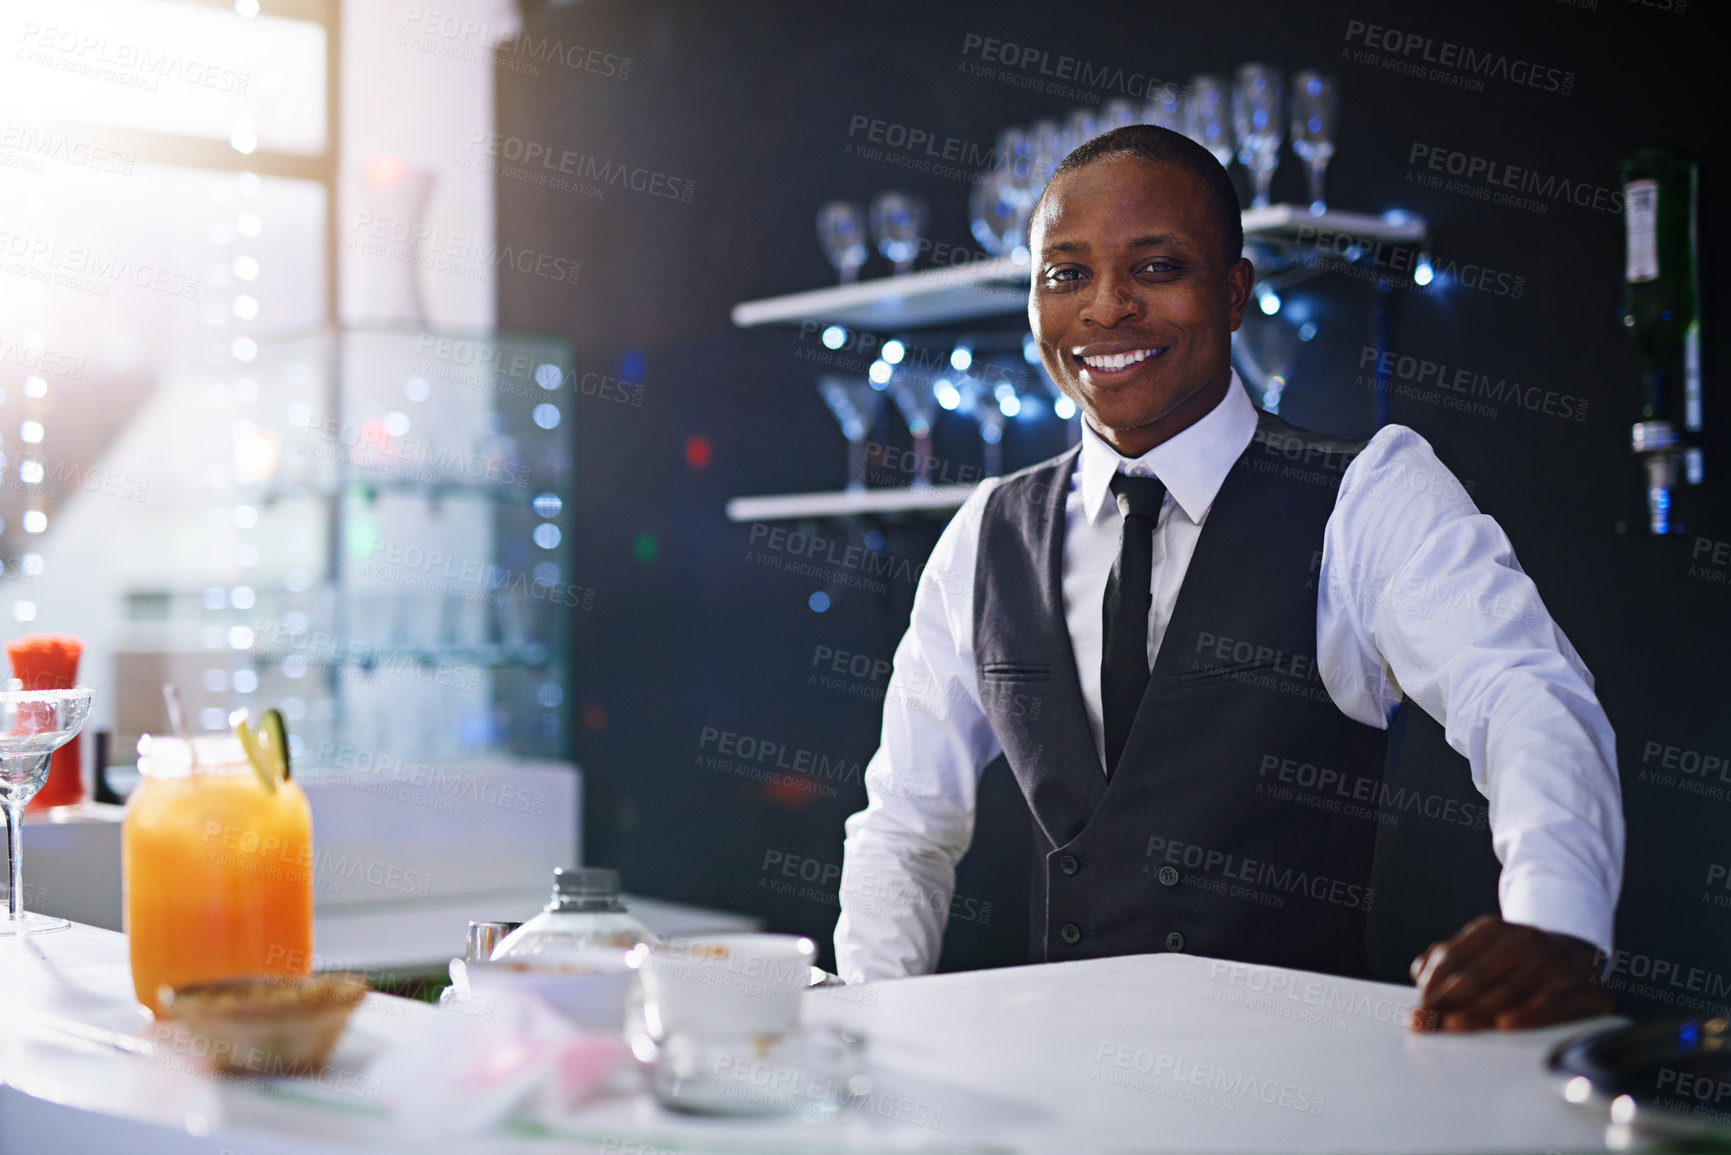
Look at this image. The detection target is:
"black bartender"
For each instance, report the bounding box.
[835,125,1624,1033]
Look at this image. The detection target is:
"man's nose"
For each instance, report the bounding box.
[1077,271,1143,328]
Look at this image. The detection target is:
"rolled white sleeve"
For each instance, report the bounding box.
[836,483,1003,983]
[1320,425,1624,956]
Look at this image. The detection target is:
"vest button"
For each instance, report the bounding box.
[1165,931,1185,952]
[1058,854,1079,876]
[1158,866,1179,887]
[1060,923,1082,945]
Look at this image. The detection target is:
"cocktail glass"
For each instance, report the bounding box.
[1024,331,1082,447]
[971,376,1015,479]
[886,369,941,489]
[817,375,888,493]
[1233,306,1306,414]
[0,684,95,934]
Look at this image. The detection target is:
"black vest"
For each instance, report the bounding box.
[973,411,1397,979]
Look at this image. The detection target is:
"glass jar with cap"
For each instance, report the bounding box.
[490,867,652,959]
[124,733,314,1016]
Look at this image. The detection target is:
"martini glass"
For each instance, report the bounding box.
[817,375,887,493]
[971,377,1012,479]
[1232,306,1305,414]
[0,684,95,934]
[1024,332,1081,447]
[886,368,941,489]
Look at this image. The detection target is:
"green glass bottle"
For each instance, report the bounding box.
[1620,146,1694,421]
[1620,146,1698,534]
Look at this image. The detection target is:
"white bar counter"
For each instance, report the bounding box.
[1,922,1620,1153]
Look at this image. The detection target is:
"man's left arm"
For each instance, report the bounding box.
[1319,426,1624,1032]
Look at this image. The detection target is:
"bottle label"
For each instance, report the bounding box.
[1626,179,1659,283]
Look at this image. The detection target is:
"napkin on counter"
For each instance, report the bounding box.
[368,987,629,1138]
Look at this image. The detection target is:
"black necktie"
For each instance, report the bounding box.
[1101,472,1166,777]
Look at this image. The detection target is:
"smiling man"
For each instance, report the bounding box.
[835,125,1624,1032]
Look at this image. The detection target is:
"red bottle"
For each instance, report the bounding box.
[7,633,85,810]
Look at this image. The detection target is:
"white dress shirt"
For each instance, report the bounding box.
[836,373,1623,983]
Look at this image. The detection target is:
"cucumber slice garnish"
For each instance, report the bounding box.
[228,708,280,795]
[259,708,291,781]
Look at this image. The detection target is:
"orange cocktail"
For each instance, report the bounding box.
[124,734,314,1016]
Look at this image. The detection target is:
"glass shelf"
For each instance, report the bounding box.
[725,485,977,522]
[730,204,1428,332]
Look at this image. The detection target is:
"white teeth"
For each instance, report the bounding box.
[1079,347,1161,371]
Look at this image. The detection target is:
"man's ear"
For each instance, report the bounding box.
[1225,257,1255,333]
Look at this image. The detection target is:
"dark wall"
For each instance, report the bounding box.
[494,0,1730,1010]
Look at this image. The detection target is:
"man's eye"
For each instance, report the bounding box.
[1044,267,1084,285]
[1140,260,1178,276]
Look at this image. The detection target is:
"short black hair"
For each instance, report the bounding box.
[1037,124,1243,266]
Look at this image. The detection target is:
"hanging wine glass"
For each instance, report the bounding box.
[817,375,887,493]
[1290,70,1338,215]
[869,191,927,276]
[1184,74,1235,168]
[815,201,867,284]
[1233,63,1284,210]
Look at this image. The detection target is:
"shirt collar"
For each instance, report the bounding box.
[1078,369,1259,526]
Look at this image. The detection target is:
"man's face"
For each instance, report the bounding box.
[1028,156,1253,456]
